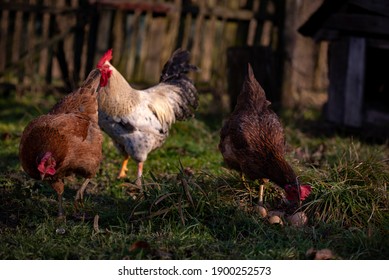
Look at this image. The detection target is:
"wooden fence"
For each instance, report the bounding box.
[0,0,286,109]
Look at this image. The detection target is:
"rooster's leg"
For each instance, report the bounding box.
[74,178,90,211]
[117,156,130,179]
[135,162,143,187]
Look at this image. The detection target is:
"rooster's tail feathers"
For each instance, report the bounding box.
[160,49,198,82]
[160,49,199,121]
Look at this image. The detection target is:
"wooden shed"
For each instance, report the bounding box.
[299,0,389,127]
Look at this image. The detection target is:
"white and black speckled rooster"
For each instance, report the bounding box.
[97,49,199,185]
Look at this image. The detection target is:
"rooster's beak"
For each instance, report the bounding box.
[40,173,46,180]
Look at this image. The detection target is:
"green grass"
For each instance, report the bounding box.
[0,91,388,260]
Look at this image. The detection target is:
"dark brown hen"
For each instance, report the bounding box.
[19,68,111,217]
[219,64,311,205]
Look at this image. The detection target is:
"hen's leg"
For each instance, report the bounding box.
[258,178,269,206]
[117,155,130,179]
[135,162,143,187]
[58,193,64,217]
[74,178,90,211]
[52,180,65,218]
[241,173,249,189]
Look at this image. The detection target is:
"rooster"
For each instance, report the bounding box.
[219,64,311,207]
[96,49,199,185]
[19,66,112,217]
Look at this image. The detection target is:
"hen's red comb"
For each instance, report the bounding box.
[97,49,112,68]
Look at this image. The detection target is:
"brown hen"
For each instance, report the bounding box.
[219,64,311,206]
[19,67,111,217]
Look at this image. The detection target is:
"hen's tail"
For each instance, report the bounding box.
[80,68,102,92]
[49,69,101,116]
[160,49,199,121]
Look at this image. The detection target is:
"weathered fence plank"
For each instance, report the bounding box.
[38,0,51,78]
[0,0,289,109]
[0,1,10,72]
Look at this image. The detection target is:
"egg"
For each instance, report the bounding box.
[287,211,308,227]
[268,215,283,225]
[306,248,335,260]
[314,249,334,260]
[254,205,268,218]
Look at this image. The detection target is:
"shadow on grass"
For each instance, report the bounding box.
[281,109,389,145]
[0,172,133,230]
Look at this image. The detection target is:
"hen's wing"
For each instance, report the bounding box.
[219,118,244,173]
[233,108,295,186]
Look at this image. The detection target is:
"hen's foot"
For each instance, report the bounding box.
[74,179,90,211]
[56,213,66,224]
[72,211,93,221]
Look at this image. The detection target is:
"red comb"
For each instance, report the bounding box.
[299,185,312,201]
[97,49,112,68]
[285,184,312,202]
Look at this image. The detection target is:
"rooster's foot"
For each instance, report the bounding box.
[117,172,127,179]
[117,157,130,179]
[135,177,142,188]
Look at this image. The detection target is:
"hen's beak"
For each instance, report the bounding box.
[40,173,46,180]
